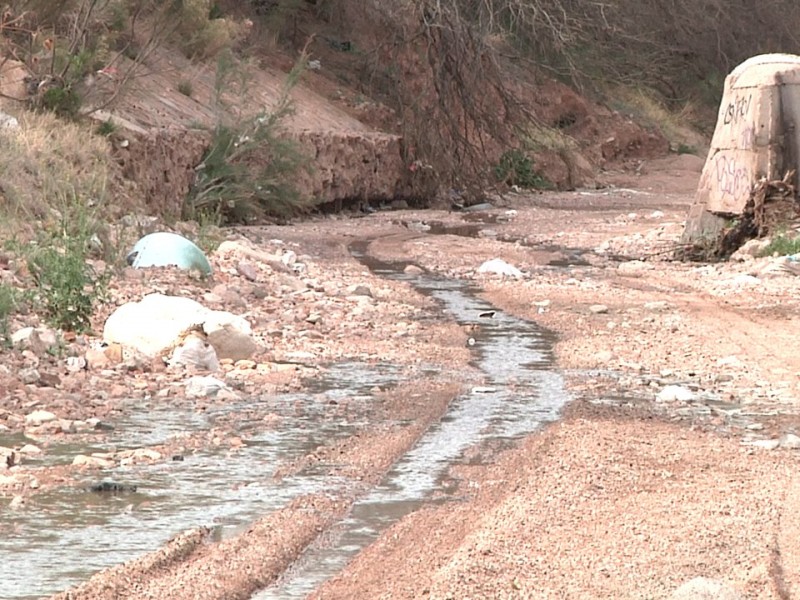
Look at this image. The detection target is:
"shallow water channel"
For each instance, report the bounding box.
[253,245,569,598]
[0,244,569,599]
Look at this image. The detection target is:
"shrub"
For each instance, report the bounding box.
[24,195,109,332]
[758,234,800,257]
[185,51,311,222]
[493,150,551,189]
[0,284,19,347]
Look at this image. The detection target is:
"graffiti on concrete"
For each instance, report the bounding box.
[714,154,751,201]
[723,93,752,126]
[739,124,756,150]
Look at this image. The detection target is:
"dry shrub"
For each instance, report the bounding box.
[0,110,112,231]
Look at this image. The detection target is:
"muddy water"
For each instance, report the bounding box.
[0,362,416,600]
[252,244,569,599]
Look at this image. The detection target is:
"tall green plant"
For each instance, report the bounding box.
[186,51,312,223]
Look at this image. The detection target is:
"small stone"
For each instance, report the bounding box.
[19,444,41,455]
[65,356,87,373]
[20,368,41,385]
[305,313,322,324]
[0,474,18,486]
[589,304,609,314]
[617,261,653,276]
[533,299,551,308]
[133,448,162,461]
[347,284,373,297]
[25,410,57,426]
[73,455,115,468]
[779,433,800,449]
[670,577,741,600]
[644,301,669,312]
[185,375,228,398]
[403,265,424,275]
[236,261,259,281]
[747,439,781,450]
[656,385,696,403]
[8,495,24,510]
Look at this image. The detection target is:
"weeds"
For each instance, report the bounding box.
[95,118,116,136]
[759,233,800,257]
[0,284,19,347]
[493,150,551,189]
[24,193,109,332]
[178,80,194,97]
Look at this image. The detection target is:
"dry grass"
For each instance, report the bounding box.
[605,86,710,154]
[0,110,113,237]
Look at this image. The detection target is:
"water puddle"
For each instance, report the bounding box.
[0,362,419,600]
[253,242,569,599]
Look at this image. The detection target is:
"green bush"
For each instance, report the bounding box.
[0,284,19,347]
[185,52,311,222]
[758,233,800,257]
[493,149,551,189]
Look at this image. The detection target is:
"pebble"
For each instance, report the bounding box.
[656,385,696,403]
[73,455,116,468]
[25,410,57,426]
[589,304,609,314]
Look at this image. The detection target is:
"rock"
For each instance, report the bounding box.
[0,474,19,486]
[11,327,44,353]
[281,250,297,267]
[185,375,228,398]
[589,304,609,314]
[728,274,761,287]
[65,356,87,373]
[89,481,138,493]
[656,385,696,402]
[779,433,800,449]
[0,447,19,468]
[25,410,57,426]
[617,260,653,276]
[0,110,19,130]
[104,293,256,359]
[236,261,259,281]
[205,323,259,362]
[347,284,373,297]
[403,264,424,275]
[170,333,220,371]
[19,444,41,455]
[73,455,115,468]
[8,495,24,510]
[746,439,781,450]
[670,577,741,600]
[730,238,770,261]
[644,301,669,312]
[19,368,41,385]
[477,258,524,278]
[126,232,212,275]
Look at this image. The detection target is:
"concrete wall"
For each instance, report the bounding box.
[682,54,800,243]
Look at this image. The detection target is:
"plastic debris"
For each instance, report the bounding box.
[126,232,212,275]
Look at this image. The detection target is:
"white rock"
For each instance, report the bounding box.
[0,111,19,130]
[656,385,696,403]
[728,274,761,287]
[65,356,87,372]
[19,444,41,455]
[25,410,57,426]
[589,304,609,314]
[779,433,800,449]
[104,293,257,359]
[477,258,523,278]
[670,577,741,600]
[617,261,653,276]
[730,238,770,261]
[170,335,220,371]
[73,455,115,468]
[644,301,669,312]
[745,439,781,450]
[185,375,228,398]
